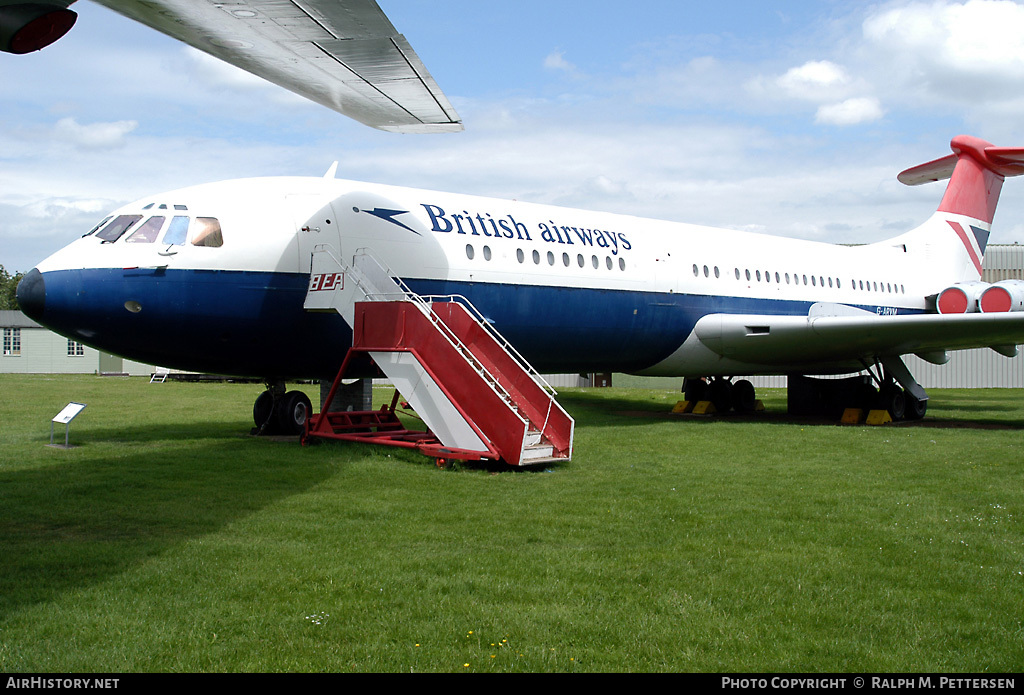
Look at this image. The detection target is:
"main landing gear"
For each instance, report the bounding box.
[683,376,758,414]
[863,357,928,422]
[253,381,312,436]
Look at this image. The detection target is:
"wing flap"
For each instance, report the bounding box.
[93,0,462,132]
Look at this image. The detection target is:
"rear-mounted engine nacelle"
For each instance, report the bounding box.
[937,280,1024,313]
[979,279,1024,313]
[0,2,77,54]
[936,281,988,314]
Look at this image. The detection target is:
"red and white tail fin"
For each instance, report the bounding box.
[898,135,1024,281]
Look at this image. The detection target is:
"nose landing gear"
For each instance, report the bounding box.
[253,381,312,436]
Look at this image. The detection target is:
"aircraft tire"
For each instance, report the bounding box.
[277,390,312,436]
[904,391,928,420]
[708,379,733,413]
[880,385,906,421]
[253,390,275,431]
[683,377,707,403]
[732,379,756,413]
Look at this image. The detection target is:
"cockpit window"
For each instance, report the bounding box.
[162,216,190,246]
[83,216,113,237]
[125,216,165,244]
[191,217,223,248]
[96,215,142,243]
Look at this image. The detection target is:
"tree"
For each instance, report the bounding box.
[0,265,26,311]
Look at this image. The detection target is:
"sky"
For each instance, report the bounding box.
[5,0,1024,272]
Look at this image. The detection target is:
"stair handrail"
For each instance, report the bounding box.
[419,294,559,398]
[348,248,524,417]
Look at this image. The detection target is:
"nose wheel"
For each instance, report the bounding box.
[253,383,312,436]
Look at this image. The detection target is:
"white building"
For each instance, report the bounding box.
[1,310,155,376]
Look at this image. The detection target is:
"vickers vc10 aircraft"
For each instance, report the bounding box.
[9,0,1024,448]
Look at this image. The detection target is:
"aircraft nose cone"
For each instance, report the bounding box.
[16,268,45,321]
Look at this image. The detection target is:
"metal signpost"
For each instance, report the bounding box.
[50,402,87,449]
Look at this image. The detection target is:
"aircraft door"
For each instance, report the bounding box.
[291,195,344,274]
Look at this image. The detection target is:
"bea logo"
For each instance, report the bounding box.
[309,273,344,292]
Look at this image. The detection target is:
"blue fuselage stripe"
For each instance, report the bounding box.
[37,267,869,378]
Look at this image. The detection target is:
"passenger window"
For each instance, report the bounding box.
[466,244,475,260]
[192,217,223,247]
[96,215,142,242]
[533,250,541,264]
[126,216,165,244]
[163,216,190,246]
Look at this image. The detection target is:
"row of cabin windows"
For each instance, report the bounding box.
[692,264,906,295]
[3,329,85,358]
[88,214,223,248]
[466,244,628,271]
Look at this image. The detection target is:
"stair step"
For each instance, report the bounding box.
[521,444,554,460]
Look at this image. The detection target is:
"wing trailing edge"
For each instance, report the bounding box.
[92,0,463,133]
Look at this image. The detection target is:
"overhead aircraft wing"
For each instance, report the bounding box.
[91,0,463,133]
[694,308,1024,368]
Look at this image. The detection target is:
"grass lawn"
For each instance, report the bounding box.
[0,375,1021,672]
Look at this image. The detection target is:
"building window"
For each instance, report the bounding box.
[67,339,85,357]
[3,328,20,356]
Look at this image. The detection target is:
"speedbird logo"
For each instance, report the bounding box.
[354,207,421,235]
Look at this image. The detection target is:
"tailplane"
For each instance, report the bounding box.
[898,135,1024,283]
[899,134,1024,228]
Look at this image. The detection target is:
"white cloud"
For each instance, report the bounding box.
[53,117,137,149]
[815,97,885,126]
[544,49,577,74]
[862,0,1024,98]
[777,60,851,101]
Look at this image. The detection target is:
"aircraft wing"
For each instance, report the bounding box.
[694,308,1024,367]
[91,0,463,133]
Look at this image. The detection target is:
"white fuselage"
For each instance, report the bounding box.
[24,175,978,379]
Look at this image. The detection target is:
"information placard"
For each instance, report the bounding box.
[53,402,87,424]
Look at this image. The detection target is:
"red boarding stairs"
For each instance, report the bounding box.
[301,247,574,467]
